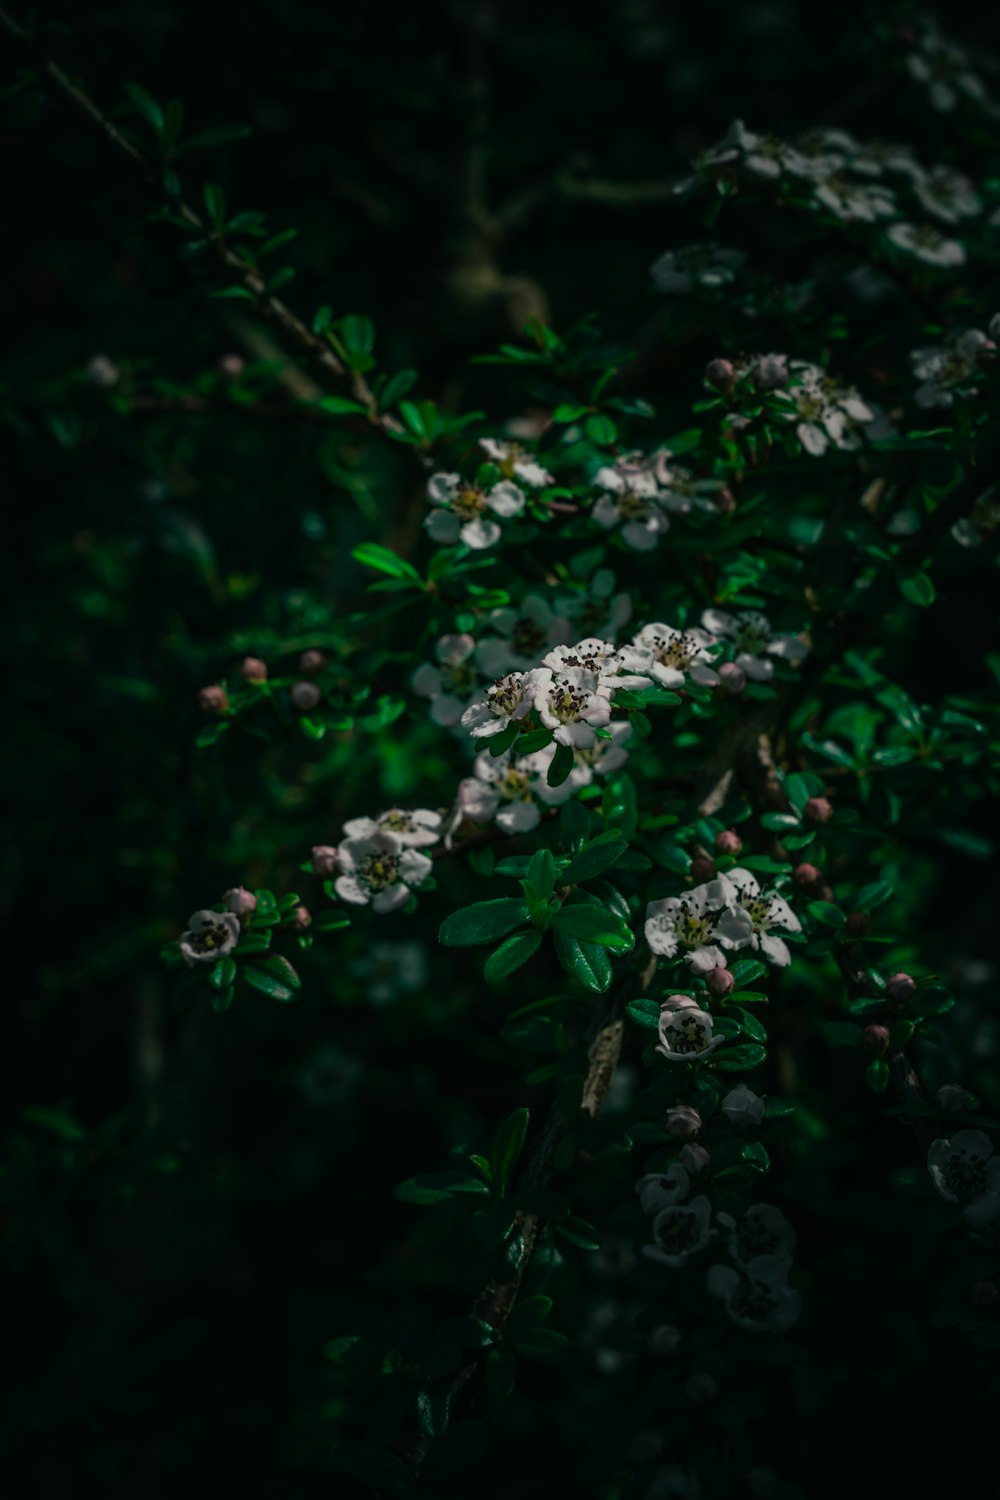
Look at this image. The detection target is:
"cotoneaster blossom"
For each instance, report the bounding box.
[650,242,743,294]
[708,1255,801,1333]
[533,666,613,748]
[342,808,442,848]
[905,25,989,114]
[812,175,896,223]
[592,464,670,552]
[541,637,650,693]
[179,910,240,967]
[927,1130,1000,1225]
[411,634,481,727]
[886,221,966,267]
[625,623,720,689]
[474,595,572,675]
[911,328,996,409]
[913,166,982,223]
[425,471,525,549]
[636,1164,690,1214]
[334,832,432,913]
[645,883,752,973]
[478,437,553,488]
[700,608,807,681]
[716,867,801,968]
[642,1196,714,1268]
[718,1203,796,1267]
[461,669,548,740]
[456,747,583,834]
[656,1000,726,1061]
[776,361,877,455]
[570,721,633,782]
[721,1083,766,1127]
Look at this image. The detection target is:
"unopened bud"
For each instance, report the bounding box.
[224,886,257,917]
[886,971,917,1003]
[717,661,746,694]
[291,904,312,930]
[972,1281,999,1311]
[715,829,742,856]
[240,656,268,683]
[684,1371,718,1404]
[705,357,735,391]
[647,1324,681,1358]
[689,855,716,883]
[793,862,822,889]
[665,1105,703,1140]
[679,1143,710,1175]
[218,353,245,380]
[311,845,338,876]
[845,911,870,937]
[198,684,229,714]
[705,967,735,999]
[863,1024,890,1053]
[804,796,833,824]
[298,649,325,676]
[291,681,322,712]
[936,1084,969,1113]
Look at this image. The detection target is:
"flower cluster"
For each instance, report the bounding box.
[910,320,998,409]
[646,867,801,976]
[591,450,720,552]
[313,807,442,912]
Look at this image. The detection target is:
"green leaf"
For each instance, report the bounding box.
[492,1107,530,1193]
[485,929,543,983]
[585,413,617,446]
[808,901,846,928]
[439,898,529,947]
[312,910,351,932]
[729,957,768,986]
[526,848,558,902]
[867,1058,890,1093]
[380,369,418,407]
[339,313,376,355]
[550,904,632,950]
[626,996,661,1031]
[395,1171,490,1204]
[553,930,612,992]
[351,542,421,580]
[547,742,576,787]
[561,832,628,885]
[486,1346,516,1399]
[741,1140,771,1173]
[243,964,296,1002]
[202,182,226,226]
[254,953,301,990]
[714,1043,768,1072]
[318,395,367,415]
[553,1217,601,1251]
[125,82,164,133]
[517,728,553,754]
[322,1335,361,1364]
[209,955,237,990]
[488,721,524,757]
[898,571,935,607]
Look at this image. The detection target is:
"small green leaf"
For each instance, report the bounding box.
[626,996,661,1031]
[898,571,935,607]
[351,542,421,580]
[808,901,846,928]
[243,964,296,1002]
[550,904,632,950]
[547,742,576,787]
[561,832,628,885]
[714,1043,768,1072]
[552,931,612,992]
[485,929,543,983]
[209,955,237,990]
[439,898,529,947]
[492,1107,530,1193]
[867,1057,890,1093]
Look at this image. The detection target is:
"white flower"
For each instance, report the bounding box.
[625,623,720,690]
[461,669,547,740]
[542,636,651,693]
[707,1254,801,1332]
[913,166,982,223]
[700,608,807,682]
[570,720,633,781]
[650,242,743,294]
[411,633,481,727]
[655,465,724,516]
[179,909,240,967]
[718,1203,795,1267]
[342,808,442,848]
[424,471,526,549]
[334,831,432,913]
[642,1195,714,1267]
[886,221,965,267]
[592,463,670,552]
[776,361,876,455]
[716,867,801,968]
[813,175,897,223]
[657,1001,727,1061]
[533,666,613,748]
[636,1164,690,1214]
[478,437,554,488]
[927,1130,1000,1226]
[474,594,573,675]
[456,747,583,834]
[906,27,988,114]
[645,882,752,973]
[698,120,811,180]
[553,567,633,642]
[721,1083,766,1127]
[911,329,995,408]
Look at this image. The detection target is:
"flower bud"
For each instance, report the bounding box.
[291,681,322,712]
[311,845,338,876]
[87,353,120,389]
[684,1371,718,1404]
[717,661,746,694]
[689,855,716,883]
[845,911,870,937]
[298,649,325,676]
[679,1143,710,1175]
[752,353,789,392]
[715,829,742,856]
[198,684,229,714]
[972,1281,999,1311]
[291,904,312,930]
[936,1084,968,1113]
[705,967,735,999]
[793,862,822,889]
[240,656,268,683]
[704,357,735,391]
[665,1104,703,1140]
[218,353,245,380]
[224,886,257,917]
[886,971,916,1003]
[863,1024,890,1053]
[804,796,833,824]
[647,1324,681,1358]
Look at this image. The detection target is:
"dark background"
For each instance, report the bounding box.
[3,2,1000,1495]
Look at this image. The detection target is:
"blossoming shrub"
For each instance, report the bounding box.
[6,5,1000,1497]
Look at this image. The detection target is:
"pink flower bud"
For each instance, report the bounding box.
[972,1281,999,1311]
[804,796,833,824]
[936,1084,969,1114]
[886,971,916,1003]
[705,967,735,999]
[679,1143,710,1175]
[665,1105,703,1140]
[647,1324,681,1358]
[224,886,257,917]
[291,904,312,930]
[198,684,229,714]
[311,845,338,876]
[863,1024,890,1053]
[689,856,716,883]
[715,829,742,856]
[240,656,268,683]
[684,1371,718,1404]
[793,863,822,889]
[290,681,321,712]
[717,661,746,694]
[218,353,245,379]
[298,649,325,676]
[845,911,870,937]
[704,357,735,391]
